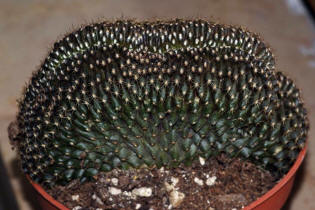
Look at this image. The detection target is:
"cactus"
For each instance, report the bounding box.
[11,19,308,186]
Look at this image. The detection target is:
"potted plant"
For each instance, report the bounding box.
[8,19,308,210]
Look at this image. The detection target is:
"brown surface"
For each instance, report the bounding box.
[47,154,275,210]
[0,0,315,209]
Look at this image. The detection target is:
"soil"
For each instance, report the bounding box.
[47,154,276,210]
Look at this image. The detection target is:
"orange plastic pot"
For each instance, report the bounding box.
[27,146,306,210]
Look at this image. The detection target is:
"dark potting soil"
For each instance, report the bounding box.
[46,154,276,210]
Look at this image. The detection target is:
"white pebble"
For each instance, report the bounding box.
[199,156,206,165]
[171,177,179,186]
[72,206,82,210]
[132,187,153,197]
[164,182,174,192]
[111,178,119,186]
[123,191,132,196]
[194,177,204,186]
[96,208,103,210]
[71,194,79,201]
[92,194,104,205]
[206,176,217,186]
[164,177,180,192]
[169,190,185,207]
[108,187,122,195]
[122,191,137,199]
[135,203,141,209]
[231,208,237,210]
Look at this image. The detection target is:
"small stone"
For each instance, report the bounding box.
[119,176,129,187]
[208,207,215,210]
[199,156,206,165]
[164,177,180,192]
[171,177,179,186]
[194,177,204,186]
[71,194,79,201]
[92,194,104,205]
[132,187,153,197]
[206,176,217,186]
[96,208,103,210]
[123,191,132,196]
[122,191,137,199]
[169,190,185,207]
[99,177,108,183]
[231,208,237,210]
[164,182,174,192]
[111,178,119,186]
[216,193,247,204]
[135,203,141,209]
[108,187,122,195]
[72,206,82,210]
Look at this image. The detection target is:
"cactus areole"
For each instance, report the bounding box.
[13,19,308,186]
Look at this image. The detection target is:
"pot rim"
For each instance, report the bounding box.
[27,146,307,210]
[244,145,306,209]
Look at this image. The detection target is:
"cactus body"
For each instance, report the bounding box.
[14,20,308,185]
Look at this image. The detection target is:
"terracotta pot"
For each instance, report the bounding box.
[27,146,307,210]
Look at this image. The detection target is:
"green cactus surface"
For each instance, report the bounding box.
[13,19,308,185]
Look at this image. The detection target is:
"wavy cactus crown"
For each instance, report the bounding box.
[14,19,308,185]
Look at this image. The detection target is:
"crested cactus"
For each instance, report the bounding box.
[11,19,308,186]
